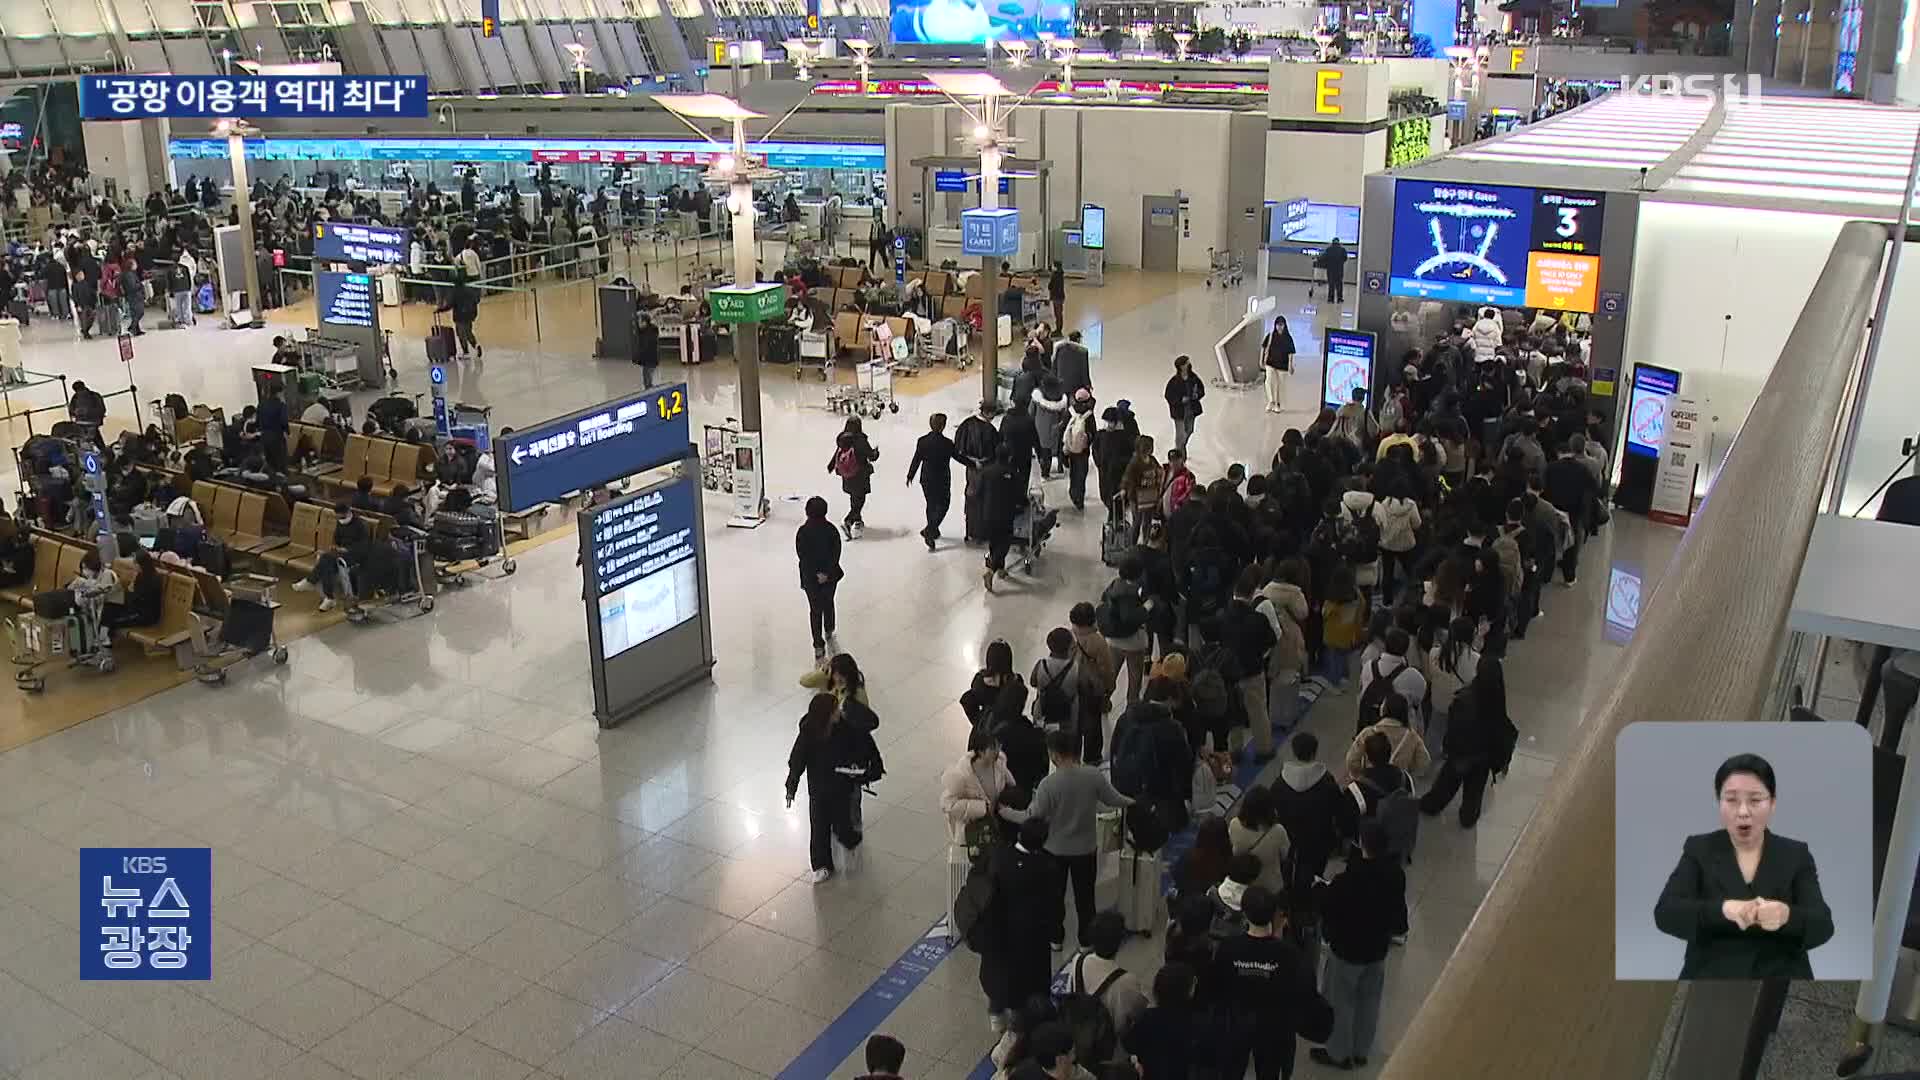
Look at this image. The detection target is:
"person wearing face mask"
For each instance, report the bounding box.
[291,502,370,612]
[1653,754,1834,979]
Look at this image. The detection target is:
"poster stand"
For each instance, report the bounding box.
[579,457,716,728]
[1321,328,1378,411]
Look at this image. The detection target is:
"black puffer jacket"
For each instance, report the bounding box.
[829,431,879,495]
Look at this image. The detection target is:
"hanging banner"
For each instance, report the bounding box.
[1648,395,1703,527]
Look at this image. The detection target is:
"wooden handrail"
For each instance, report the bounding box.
[1382,219,1892,1079]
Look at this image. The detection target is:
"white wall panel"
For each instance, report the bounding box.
[1621,200,1850,491]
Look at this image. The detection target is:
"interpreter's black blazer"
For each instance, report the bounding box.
[1653,829,1835,979]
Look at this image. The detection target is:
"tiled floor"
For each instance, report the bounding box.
[0,271,1684,1079]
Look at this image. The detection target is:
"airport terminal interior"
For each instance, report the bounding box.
[5,7,1920,1080]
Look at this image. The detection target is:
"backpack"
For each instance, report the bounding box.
[832,444,861,479]
[953,857,998,953]
[1058,955,1123,1067]
[1356,658,1399,729]
[1338,507,1380,564]
[1160,470,1194,517]
[1063,411,1093,456]
[1109,712,1163,799]
[1095,581,1148,639]
[101,272,121,300]
[1322,598,1365,650]
[1031,656,1077,728]
[1352,770,1420,859]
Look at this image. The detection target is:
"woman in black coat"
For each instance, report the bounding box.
[827,417,879,539]
[978,445,1024,592]
[1419,654,1514,827]
[784,692,877,883]
[978,817,1064,1021]
[795,496,844,656]
[631,313,660,388]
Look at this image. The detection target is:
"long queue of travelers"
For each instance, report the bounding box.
[790,299,1607,1078]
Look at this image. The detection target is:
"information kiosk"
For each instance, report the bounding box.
[579,464,715,727]
[494,384,712,726]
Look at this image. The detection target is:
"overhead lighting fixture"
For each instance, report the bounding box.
[926,71,1013,98]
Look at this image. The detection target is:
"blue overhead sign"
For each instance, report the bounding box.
[315,272,375,329]
[82,76,426,120]
[961,207,1021,258]
[496,384,692,513]
[312,222,410,266]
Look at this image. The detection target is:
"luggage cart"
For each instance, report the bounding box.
[347,531,438,624]
[847,358,898,420]
[795,329,833,382]
[192,574,289,685]
[9,612,69,692]
[1204,248,1244,289]
[1009,487,1057,574]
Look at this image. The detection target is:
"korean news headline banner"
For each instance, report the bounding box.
[80,75,427,120]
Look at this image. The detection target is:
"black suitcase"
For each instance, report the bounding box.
[196,536,230,577]
[8,298,29,325]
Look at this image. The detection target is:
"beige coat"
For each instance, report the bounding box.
[1256,581,1309,679]
[1346,717,1432,777]
[940,754,1016,845]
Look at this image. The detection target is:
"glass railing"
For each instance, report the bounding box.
[1382,218,1893,1080]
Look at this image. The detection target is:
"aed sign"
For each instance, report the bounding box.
[1315,69,1343,115]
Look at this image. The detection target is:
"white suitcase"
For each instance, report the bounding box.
[1116,848,1164,937]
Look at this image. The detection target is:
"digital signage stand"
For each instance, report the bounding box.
[1615,362,1682,515]
[579,458,715,728]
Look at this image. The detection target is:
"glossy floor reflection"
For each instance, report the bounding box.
[0,274,1684,1079]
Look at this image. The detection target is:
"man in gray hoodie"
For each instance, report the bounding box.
[1000,729,1134,949]
[1268,732,1352,887]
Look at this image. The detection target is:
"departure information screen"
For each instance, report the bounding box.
[1389,180,1605,311]
[585,478,700,659]
[316,271,374,328]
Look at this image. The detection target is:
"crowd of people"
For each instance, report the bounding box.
[785,297,1609,1077]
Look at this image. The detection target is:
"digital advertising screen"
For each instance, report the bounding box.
[1322,329,1377,409]
[888,0,1075,44]
[1270,200,1360,251]
[1389,181,1607,311]
[586,479,700,660]
[1624,364,1681,458]
[1081,205,1105,250]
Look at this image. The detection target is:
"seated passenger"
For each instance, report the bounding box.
[350,475,379,512]
[381,484,420,531]
[291,502,369,612]
[0,525,32,588]
[104,551,163,631]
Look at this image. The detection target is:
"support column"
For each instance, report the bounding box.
[1751,0,1783,80]
[1896,0,1920,102]
[228,132,264,328]
[1730,0,1754,70]
[980,259,1001,407]
[978,136,1003,408]
[730,174,761,433]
